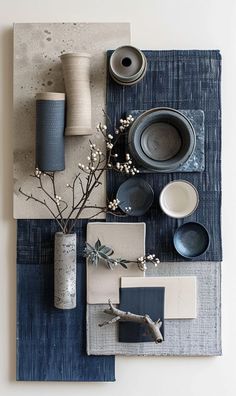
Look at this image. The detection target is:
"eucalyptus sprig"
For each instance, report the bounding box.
[84,239,129,270]
[84,239,160,272]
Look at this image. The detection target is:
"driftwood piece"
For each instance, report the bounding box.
[99,299,163,343]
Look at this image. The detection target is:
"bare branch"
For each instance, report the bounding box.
[99,300,163,344]
[19,188,64,232]
[19,114,136,234]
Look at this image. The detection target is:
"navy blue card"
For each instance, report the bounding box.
[119,287,165,342]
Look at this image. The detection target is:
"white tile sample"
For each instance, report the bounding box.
[121,276,197,319]
[87,222,145,304]
[13,23,130,219]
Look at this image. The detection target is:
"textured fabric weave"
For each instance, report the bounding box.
[87,261,221,356]
[17,219,115,381]
[106,50,222,262]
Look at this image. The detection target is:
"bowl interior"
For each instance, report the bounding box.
[110,46,145,80]
[174,222,210,258]
[141,121,182,161]
[116,177,154,216]
[159,181,199,218]
[128,108,196,172]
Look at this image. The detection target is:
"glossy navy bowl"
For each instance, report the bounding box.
[116,177,154,216]
[128,107,196,172]
[173,222,210,259]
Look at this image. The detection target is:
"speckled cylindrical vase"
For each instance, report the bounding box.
[60,52,92,136]
[36,92,65,172]
[54,232,77,310]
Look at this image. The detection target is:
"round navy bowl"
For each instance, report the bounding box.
[128,107,196,172]
[116,177,154,216]
[173,222,210,259]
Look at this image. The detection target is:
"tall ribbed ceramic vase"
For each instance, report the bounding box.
[36,92,65,171]
[60,52,92,136]
[54,232,77,309]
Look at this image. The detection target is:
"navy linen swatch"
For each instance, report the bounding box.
[106,50,222,262]
[119,287,165,343]
[17,219,115,382]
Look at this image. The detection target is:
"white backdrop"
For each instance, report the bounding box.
[0,0,235,394]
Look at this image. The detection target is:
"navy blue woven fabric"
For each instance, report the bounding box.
[16,219,115,381]
[106,50,222,262]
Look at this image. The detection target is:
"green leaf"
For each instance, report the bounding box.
[99,245,114,255]
[119,261,128,269]
[106,259,115,270]
[95,239,101,250]
[98,251,110,260]
[99,244,106,250]
[85,242,95,251]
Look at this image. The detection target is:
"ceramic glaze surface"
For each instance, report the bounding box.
[109,45,147,85]
[159,180,199,218]
[128,107,196,172]
[174,222,210,258]
[128,109,205,173]
[116,177,154,216]
[141,122,182,161]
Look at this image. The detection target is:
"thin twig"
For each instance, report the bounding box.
[19,188,64,232]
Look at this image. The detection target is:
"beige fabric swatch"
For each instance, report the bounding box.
[121,276,197,319]
[86,222,145,304]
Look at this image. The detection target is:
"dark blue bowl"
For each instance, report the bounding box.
[116,177,154,216]
[128,107,196,172]
[174,222,210,258]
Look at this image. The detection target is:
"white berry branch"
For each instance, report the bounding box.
[19,114,138,233]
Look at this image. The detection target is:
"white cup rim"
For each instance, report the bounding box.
[159,180,199,219]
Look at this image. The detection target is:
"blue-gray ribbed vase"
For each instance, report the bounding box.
[36,92,65,172]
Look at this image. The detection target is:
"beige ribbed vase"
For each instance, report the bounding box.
[60,52,92,136]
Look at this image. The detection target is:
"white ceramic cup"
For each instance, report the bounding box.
[159,180,199,218]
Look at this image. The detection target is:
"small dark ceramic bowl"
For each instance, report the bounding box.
[128,107,196,172]
[116,177,154,216]
[173,222,210,259]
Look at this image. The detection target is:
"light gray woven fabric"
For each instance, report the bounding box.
[87,262,221,356]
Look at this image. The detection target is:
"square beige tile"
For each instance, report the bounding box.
[121,276,197,319]
[87,222,145,304]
